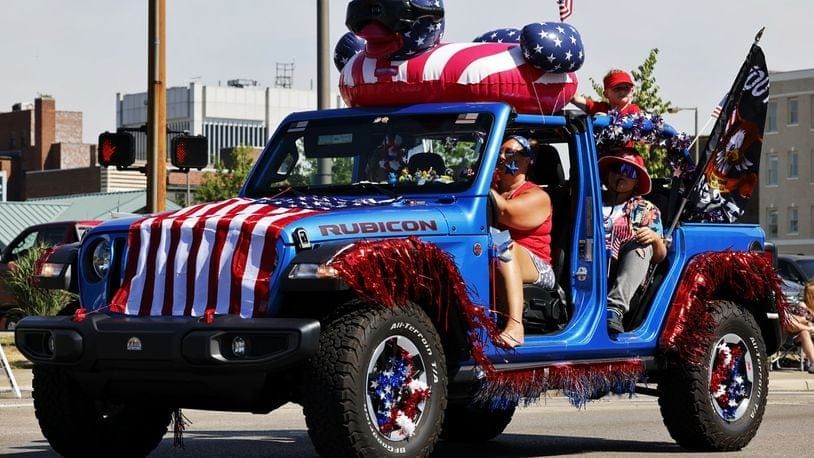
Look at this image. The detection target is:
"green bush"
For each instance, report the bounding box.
[0,245,75,318]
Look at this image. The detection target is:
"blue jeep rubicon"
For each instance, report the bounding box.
[15,102,784,456]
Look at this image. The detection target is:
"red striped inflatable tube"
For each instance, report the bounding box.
[339,42,578,114]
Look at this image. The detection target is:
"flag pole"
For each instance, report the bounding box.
[664,27,765,241]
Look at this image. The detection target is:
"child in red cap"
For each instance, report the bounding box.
[571,69,641,116]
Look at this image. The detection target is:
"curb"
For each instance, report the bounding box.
[769,379,814,392]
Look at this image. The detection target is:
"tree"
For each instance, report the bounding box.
[195,146,255,202]
[632,49,673,178]
[631,48,672,115]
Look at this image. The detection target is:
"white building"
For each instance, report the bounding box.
[116,80,344,165]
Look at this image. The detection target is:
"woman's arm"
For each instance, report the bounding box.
[490,188,551,231]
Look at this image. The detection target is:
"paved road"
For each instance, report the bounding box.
[2,392,813,457]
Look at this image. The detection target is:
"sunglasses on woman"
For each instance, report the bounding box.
[612,163,638,180]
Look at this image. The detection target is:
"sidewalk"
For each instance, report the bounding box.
[3,365,813,401]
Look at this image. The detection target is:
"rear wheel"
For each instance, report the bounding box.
[658,301,768,451]
[303,303,447,457]
[33,366,172,457]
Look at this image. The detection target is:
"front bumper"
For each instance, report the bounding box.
[14,314,320,410]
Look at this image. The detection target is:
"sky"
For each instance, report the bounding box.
[1,0,812,144]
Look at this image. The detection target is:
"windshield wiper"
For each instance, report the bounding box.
[267,185,308,199]
[350,181,399,200]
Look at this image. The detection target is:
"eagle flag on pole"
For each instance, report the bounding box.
[684,33,769,223]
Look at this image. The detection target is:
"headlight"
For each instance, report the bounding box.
[38,262,65,278]
[91,239,111,279]
[782,288,803,305]
[287,263,338,279]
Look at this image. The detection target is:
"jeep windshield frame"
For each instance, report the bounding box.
[242,104,511,199]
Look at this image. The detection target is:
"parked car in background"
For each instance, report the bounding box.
[0,220,100,330]
[777,254,814,286]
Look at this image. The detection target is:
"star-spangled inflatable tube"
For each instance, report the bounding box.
[339,42,579,114]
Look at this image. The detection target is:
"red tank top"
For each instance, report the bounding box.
[500,181,552,264]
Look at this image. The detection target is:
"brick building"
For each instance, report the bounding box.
[0,96,96,201]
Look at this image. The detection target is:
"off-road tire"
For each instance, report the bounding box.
[3,311,23,330]
[440,401,515,442]
[302,303,447,457]
[658,301,768,451]
[32,366,172,457]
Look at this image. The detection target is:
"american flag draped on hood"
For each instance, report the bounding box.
[109,196,393,317]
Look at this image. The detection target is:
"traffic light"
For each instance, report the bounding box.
[98,131,135,168]
[171,135,208,170]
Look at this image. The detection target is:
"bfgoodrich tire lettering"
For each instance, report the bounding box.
[32,366,172,457]
[658,301,768,451]
[303,303,447,457]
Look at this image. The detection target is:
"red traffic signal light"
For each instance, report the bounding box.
[98,132,135,168]
[171,135,208,170]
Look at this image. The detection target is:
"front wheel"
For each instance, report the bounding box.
[33,366,172,457]
[303,303,447,457]
[440,401,515,442]
[658,301,768,451]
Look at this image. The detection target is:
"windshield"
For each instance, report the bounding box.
[798,259,814,280]
[244,112,493,198]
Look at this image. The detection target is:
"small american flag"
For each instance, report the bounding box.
[711,94,727,119]
[558,0,573,21]
[608,217,633,259]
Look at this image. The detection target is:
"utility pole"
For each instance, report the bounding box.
[315,0,331,185]
[147,0,167,212]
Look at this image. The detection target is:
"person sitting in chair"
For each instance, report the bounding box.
[599,148,667,334]
[490,135,555,348]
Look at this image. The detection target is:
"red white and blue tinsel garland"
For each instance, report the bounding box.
[596,111,696,180]
[708,340,750,420]
[328,236,645,409]
[660,251,791,366]
[368,348,431,438]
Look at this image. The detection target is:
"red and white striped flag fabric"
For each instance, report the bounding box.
[339,42,577,114]
[558,0,573,21]
[608,214,634,259]
[110,198,321,317]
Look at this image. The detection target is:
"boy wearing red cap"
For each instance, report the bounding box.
[599,148,666,334]
[572,69,641,116]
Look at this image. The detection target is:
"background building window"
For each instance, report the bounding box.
[767,154,778,185]
[788,150,798,178]
[811,150,814,183]
[788,207,798,234]
[767,209,778,237]
[767,101,777,132]
[811,206,814,238]
[788,97,799,125]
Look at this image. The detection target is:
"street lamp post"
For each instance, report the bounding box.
[668,107,699,163]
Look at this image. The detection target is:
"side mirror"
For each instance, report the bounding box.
[171,135,208,170]
[98,131,135,168]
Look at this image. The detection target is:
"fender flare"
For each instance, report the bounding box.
[658,251,788,363]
